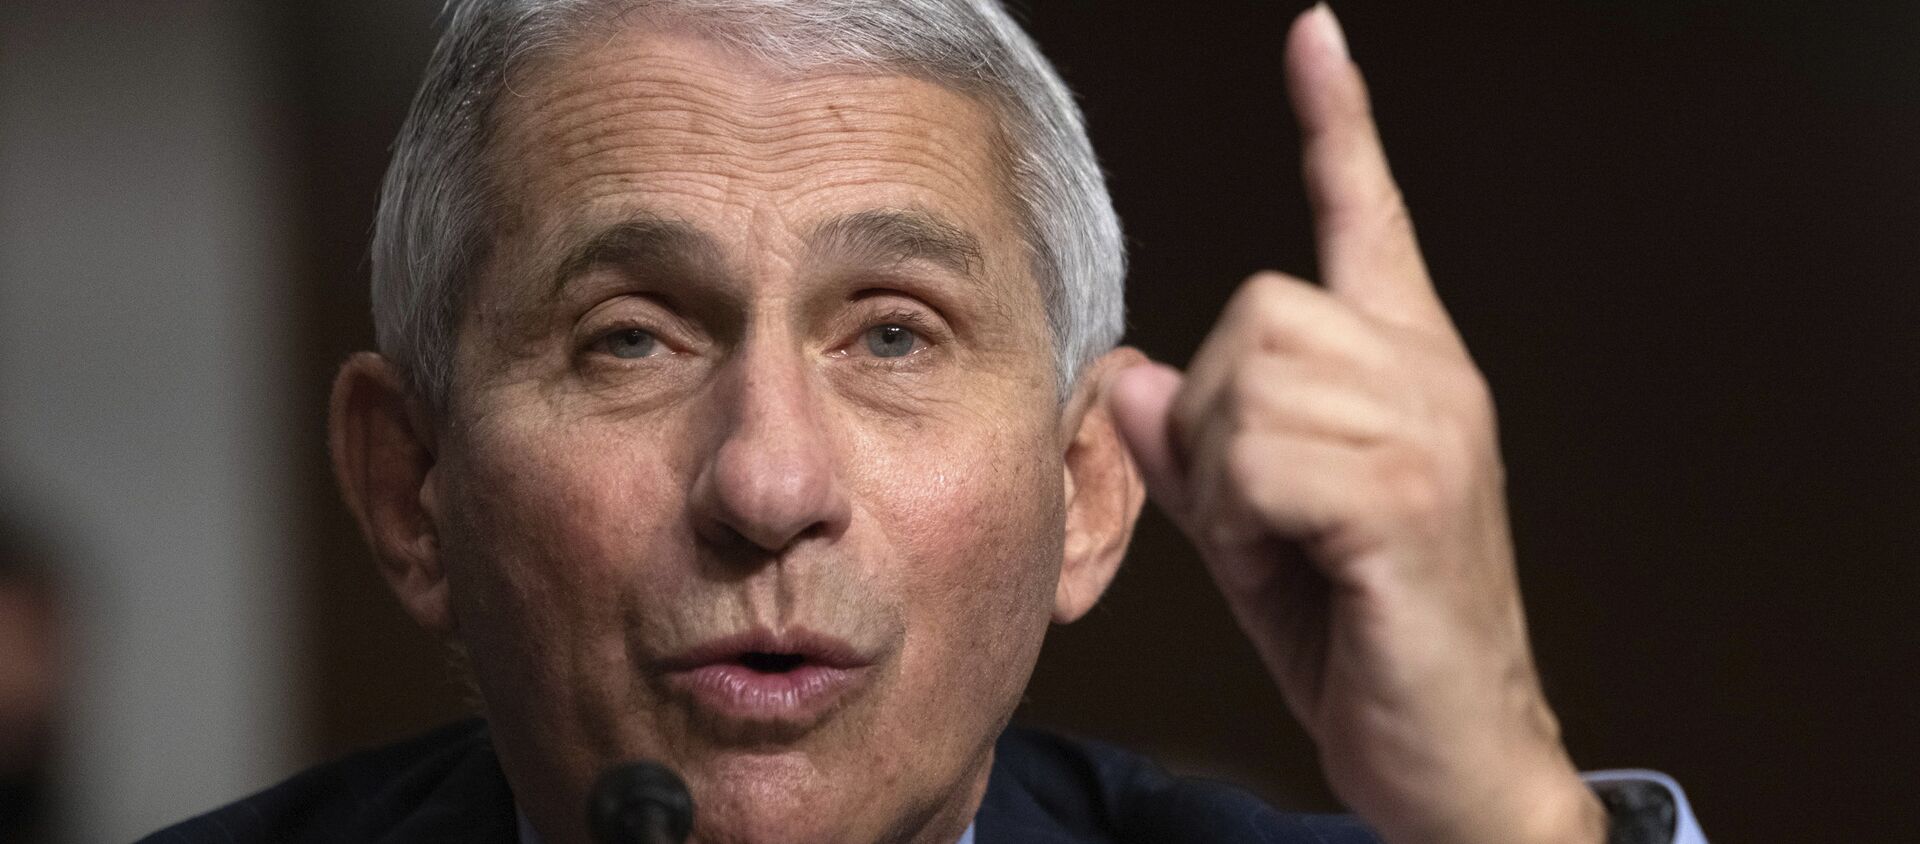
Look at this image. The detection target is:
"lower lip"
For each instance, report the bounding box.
[668,663,868,725]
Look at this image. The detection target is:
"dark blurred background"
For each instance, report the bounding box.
[3,1,1914,841]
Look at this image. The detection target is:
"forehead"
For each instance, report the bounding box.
[482,25,1021,279]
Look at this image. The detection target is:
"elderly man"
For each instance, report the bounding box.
[148,2,1704,843]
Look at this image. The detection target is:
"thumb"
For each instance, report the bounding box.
[1104,361,1189,518]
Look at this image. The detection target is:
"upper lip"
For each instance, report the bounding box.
[652,627,874,673]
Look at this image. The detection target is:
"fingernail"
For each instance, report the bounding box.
[1311,2,1350,62]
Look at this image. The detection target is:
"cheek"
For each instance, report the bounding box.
[435,414,684,680]
[850,406,1066,677]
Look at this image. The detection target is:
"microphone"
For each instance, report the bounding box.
[587,760,695,844]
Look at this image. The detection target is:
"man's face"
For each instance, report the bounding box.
[431,26,1068,844]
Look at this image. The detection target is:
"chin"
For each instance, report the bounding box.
[678,751,956,844]
[687,814,846,844]
[686,783,875,844]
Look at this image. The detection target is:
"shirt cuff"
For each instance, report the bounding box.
[1582,769,1707,844]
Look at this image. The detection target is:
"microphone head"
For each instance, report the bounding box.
[588,760,694,844]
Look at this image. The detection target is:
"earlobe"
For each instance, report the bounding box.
[328,352,455,636]
[1053,348,1150,624]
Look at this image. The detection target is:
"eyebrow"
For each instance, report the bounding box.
[548,214,725,297]
[806,208,987,283]
[547,207,987,298]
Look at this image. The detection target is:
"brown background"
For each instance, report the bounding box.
[275,3,1920,842]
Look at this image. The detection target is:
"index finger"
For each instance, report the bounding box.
[1285,5,1449,329]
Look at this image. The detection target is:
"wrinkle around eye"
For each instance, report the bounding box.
[565,301,715,405]
[575,290,708,347]
[827,292,949,365]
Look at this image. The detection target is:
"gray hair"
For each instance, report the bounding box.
[372,0,1126,408]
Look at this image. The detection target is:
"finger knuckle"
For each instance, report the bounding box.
[1368,445,1451,530]
[1222,438,1289,533]
[1239,277,1327,353]
[1246,269,1296,292]
[1236,271,1302,315]
[1224,435,1269,497]
[1227,367,1274,424]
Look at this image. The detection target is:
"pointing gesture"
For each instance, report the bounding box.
[1291,4,1446,330]
[1106,6,1606,843]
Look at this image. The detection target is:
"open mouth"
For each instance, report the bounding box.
[656,627,871,675]
[655,629,876,728]
[735,651,808,674]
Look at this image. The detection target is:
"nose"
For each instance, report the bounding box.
[688,339,852,555]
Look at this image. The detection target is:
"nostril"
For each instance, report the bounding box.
[738,652,805,673]
[693,418,853,554]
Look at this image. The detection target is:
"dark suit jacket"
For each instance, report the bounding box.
[138,719,1378,843]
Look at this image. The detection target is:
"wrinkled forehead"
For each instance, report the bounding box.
[475,23,1030,300]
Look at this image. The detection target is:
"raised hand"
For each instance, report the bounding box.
[1105,6,1606,843]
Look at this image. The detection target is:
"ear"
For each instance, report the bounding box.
[328,352,455,636]
[1053,347,1150,624]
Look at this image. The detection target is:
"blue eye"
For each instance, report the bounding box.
[601,328,659,359]
[865,324,919,358]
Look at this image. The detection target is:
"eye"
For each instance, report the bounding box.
[864,323,922,358]
[597,327,661,359]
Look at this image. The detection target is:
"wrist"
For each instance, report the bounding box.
[1499,707,1607,844]
[1470,708,1605,844]
[1355,751,1607,844]
[1509,772,1608,844]
[1405,730,1606,844]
